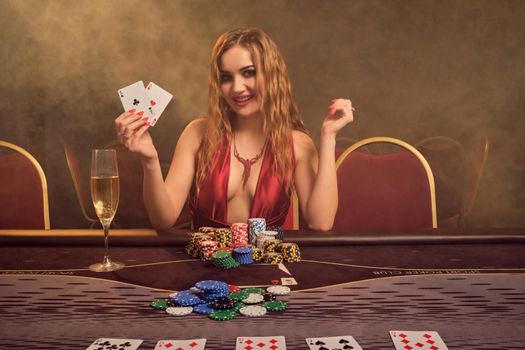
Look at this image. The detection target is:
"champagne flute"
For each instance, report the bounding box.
[89,149,124,272]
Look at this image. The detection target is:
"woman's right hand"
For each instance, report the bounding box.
[114,110,158,160]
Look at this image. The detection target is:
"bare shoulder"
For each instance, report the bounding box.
[292,130,317,161]
[178,117,207,150]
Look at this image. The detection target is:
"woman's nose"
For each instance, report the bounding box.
[232,77,245,93]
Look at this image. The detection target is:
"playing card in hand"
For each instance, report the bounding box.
[145,82,173,126]
[85,338,142,350]
[390,331,448,350]
[305,335,362,350]
[118,81,154,120]
[236,336,286,350]
[154,338,206,350]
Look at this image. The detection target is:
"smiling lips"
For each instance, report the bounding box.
[233,94,254,107]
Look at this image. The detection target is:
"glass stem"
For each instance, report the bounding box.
[102,224,111,265]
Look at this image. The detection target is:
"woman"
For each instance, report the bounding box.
[115,28,354,231]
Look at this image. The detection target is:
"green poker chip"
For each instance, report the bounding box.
[263,300,287,312]
[242,287,265,295]
[233,301,246,312]
[209,309,236,321]
[228,291,249,301]
[150,299,169,310]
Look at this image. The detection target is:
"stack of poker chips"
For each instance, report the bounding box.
[256,230,278,249]
[185,232,212,258]
[264,252,284,264]
[267,225,285,241]
[211,250,240,269]
[248,218,266,244]
[199,240,218,261]
[231,223,249,247]
[262,239,281,253]
[150,280,290,321]
[251,247,263,261]
[280,242,301,263]
[233,247,253,265]
[213,228,233,248]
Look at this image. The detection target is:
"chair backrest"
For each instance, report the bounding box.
[64,144,99,226]
[0,140,50,229]
[334,137,437,230]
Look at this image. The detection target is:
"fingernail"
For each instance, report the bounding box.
[128,109,136,113]
[142,117,149,122]
[137,111,144,116]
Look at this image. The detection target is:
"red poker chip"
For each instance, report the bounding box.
[228,284,241,292]
[271,280,279,285]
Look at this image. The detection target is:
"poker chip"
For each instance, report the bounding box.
[262,239,281,253]
[266,285,291,296]
[262,292,277,301]
[195,280,229,292]
[165,306,193,316]
[280,243,301,263]
[242,293,264,304]
[209,309,237,321]
[267,226,285,241]
[193,303,214,315]
[228,291,249,301]
[212,250,239,269]
[150,299,169,310]
[263,252,283,264]
[171,290,203,306]
[248,218,266,245]
[232,301,246,312]
[243,287,265,295]
[263,300,288,312]
[231,223,249,247]
[233,247,253,265]
[252,248,263,261]
[228,284,241,293]
[208,297,237,310]
[239,305,267,317]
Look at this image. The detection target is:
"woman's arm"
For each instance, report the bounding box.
[115,110,205,229]
[294,99,354,231]
[142,118,205,229]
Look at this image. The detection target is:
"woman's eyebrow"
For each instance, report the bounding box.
[219,65,255,74]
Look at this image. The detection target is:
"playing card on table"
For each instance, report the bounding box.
[154,338,206,350]
[390,331,448,350]
[85,338,142,350]
[305,335,362,350]
[145,82,173,126]
[281,277,298,286]
[236,336,286,350]
[118,80,154,120]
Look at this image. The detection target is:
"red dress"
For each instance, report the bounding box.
[189,137,293,228]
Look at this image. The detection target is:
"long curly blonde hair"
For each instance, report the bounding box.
[196,27,307,192]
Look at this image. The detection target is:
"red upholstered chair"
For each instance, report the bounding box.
[334,137,437,229]
[0,140,50,229]
[64,144,99,228]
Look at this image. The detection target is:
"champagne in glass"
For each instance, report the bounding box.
[89,149,124,272]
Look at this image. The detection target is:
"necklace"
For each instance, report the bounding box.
[233,134,267,190]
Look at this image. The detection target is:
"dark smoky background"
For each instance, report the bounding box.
[0,0,523,228]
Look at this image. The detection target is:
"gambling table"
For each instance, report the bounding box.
[1,228,525,350]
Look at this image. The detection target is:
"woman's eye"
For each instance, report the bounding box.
[243,69,256,77]
[220,74,232,83]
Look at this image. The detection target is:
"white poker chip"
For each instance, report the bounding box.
[165,306,193,316]
[242,293,264,304]
[239,305,267,317]
[266,285,291,296]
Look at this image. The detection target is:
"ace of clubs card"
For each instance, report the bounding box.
[305,335,362,350]
[85,338,142,350]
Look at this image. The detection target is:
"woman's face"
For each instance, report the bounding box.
[219,44,262,118]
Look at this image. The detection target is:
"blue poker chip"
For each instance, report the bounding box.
[195,280,229,292]
[193,303,214,315]
[172,290,203,306]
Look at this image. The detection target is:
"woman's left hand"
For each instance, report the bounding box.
[321,98,354,138]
